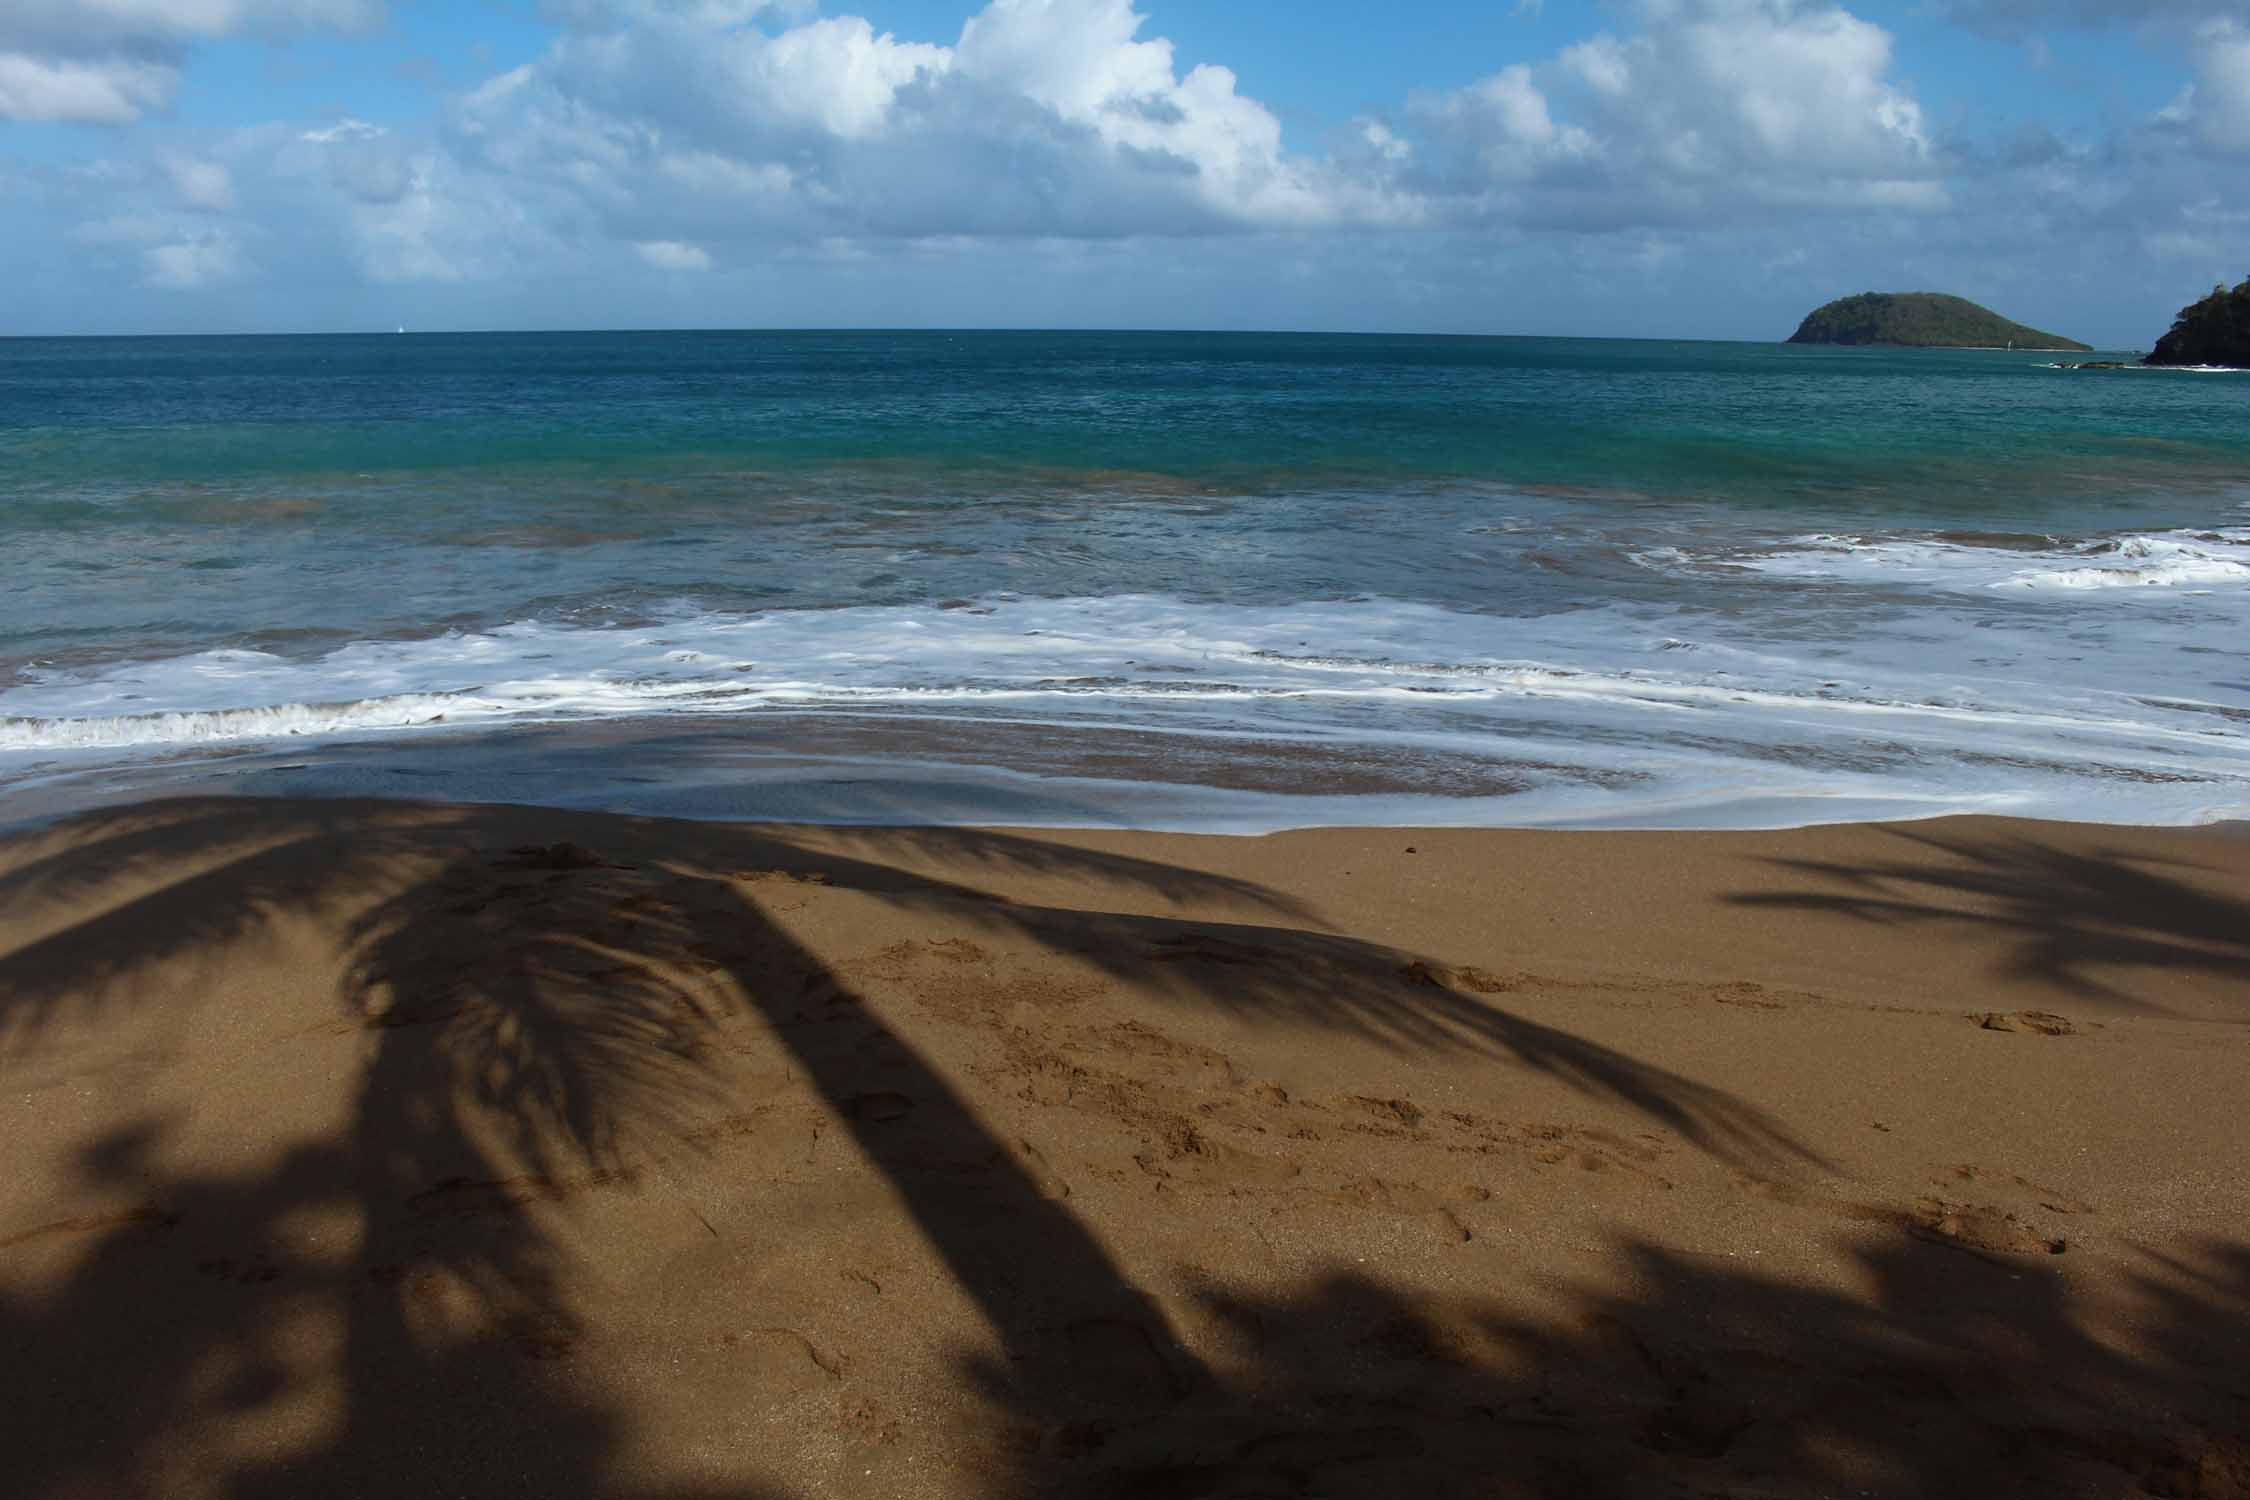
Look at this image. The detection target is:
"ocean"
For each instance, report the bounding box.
[3,329,2246,830]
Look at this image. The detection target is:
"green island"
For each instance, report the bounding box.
[2144,277,2250,366]
[1785,292,2091,351]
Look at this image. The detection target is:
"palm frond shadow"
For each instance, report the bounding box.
[0,795,1819,1495]
[1721,825,2250,1009]
[1035,1231,2250,1498]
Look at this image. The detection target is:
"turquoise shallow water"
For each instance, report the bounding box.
[3,331,2247,828]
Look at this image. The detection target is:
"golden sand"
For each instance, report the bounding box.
[1,798,2245,1497]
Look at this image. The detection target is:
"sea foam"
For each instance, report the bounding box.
[1657,527,2250,593]
[5,586,2246,827]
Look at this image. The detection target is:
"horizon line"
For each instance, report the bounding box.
[0,324,1782,342]
[0,325,2146,350]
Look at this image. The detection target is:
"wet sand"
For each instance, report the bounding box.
[1,797,2246,1497]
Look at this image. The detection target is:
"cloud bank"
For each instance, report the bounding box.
[5,0,2247,342]
[0,0,382,124]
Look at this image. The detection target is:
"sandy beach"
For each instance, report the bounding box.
[1,796,2246,1497]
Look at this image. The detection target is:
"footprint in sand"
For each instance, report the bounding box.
[1908,1199,2068,1256]
[1133,1119,1300,1189]
[1332,1176,1491,1243]
[1934,1164,2094,1217]
[1526,1126,1675,1188]
[898,1136,1076,1202]
[717,1327,840,1397]
[408,1168,641,1217]
[1012,1137,1072,1200]
[1148,934,1279,967]
[842,1091,914,1124]
[0,1204,178,1252]
[1087,1020,1242,1091]
[1360,1307,1494,1369]
[355,996,477,1032]
[1733,1173,2067,1255]
[1400,960,1519,995]
[1058,1318,1185,1408]
[508,1310,580,1361]
[1099,1426,1417,1497]
[492,842,615,872]
[679,1108,774,1148]
[1157,1283,1267,1362]
[1976,1010,2086,1036]
[872,937,990,969]
[197,1255,284,1285]
[1706,981,1789,1011]
[1344,1094,1427,1134]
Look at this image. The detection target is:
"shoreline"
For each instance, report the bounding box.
[3,792,2246,1495]
[7,707,2247,838]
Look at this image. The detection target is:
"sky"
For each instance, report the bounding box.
[1,0,2245,344]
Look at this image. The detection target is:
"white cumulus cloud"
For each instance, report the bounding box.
[2183,19,2250,153]
[634,238,712,270]
[144,232,242,288]
[7,0,2245,345]
[429,0,1407,259]
[1410,0,1940,228]
[302,117,386,143]
[0,0,382,123]
[164,154,234,210]
[0,50,173,124]
[1944,0,2239,36]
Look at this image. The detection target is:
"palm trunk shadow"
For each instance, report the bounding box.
[700,885,1213,1418]
[0,797,1823,1494]
[327,834,1215,1436]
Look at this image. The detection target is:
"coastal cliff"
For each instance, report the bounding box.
[1786,292,2091,351]
[2145,278,2250,367]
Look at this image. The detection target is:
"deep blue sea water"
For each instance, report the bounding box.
[3,330,2247,828]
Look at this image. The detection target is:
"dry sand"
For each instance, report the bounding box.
[0,796,2245,1498]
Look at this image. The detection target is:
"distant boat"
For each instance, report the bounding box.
[396,325,406,335]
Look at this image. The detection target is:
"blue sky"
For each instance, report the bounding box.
[2,0,2245,342]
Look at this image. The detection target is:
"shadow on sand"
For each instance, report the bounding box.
[1723,822,2250,1011]
[0,798,2243,1497]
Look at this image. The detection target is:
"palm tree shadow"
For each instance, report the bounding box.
[1722,824,2250,1010]
[0,803,795,1498]
[0,795,1815,1493]
[1046,1229,2250,1499]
